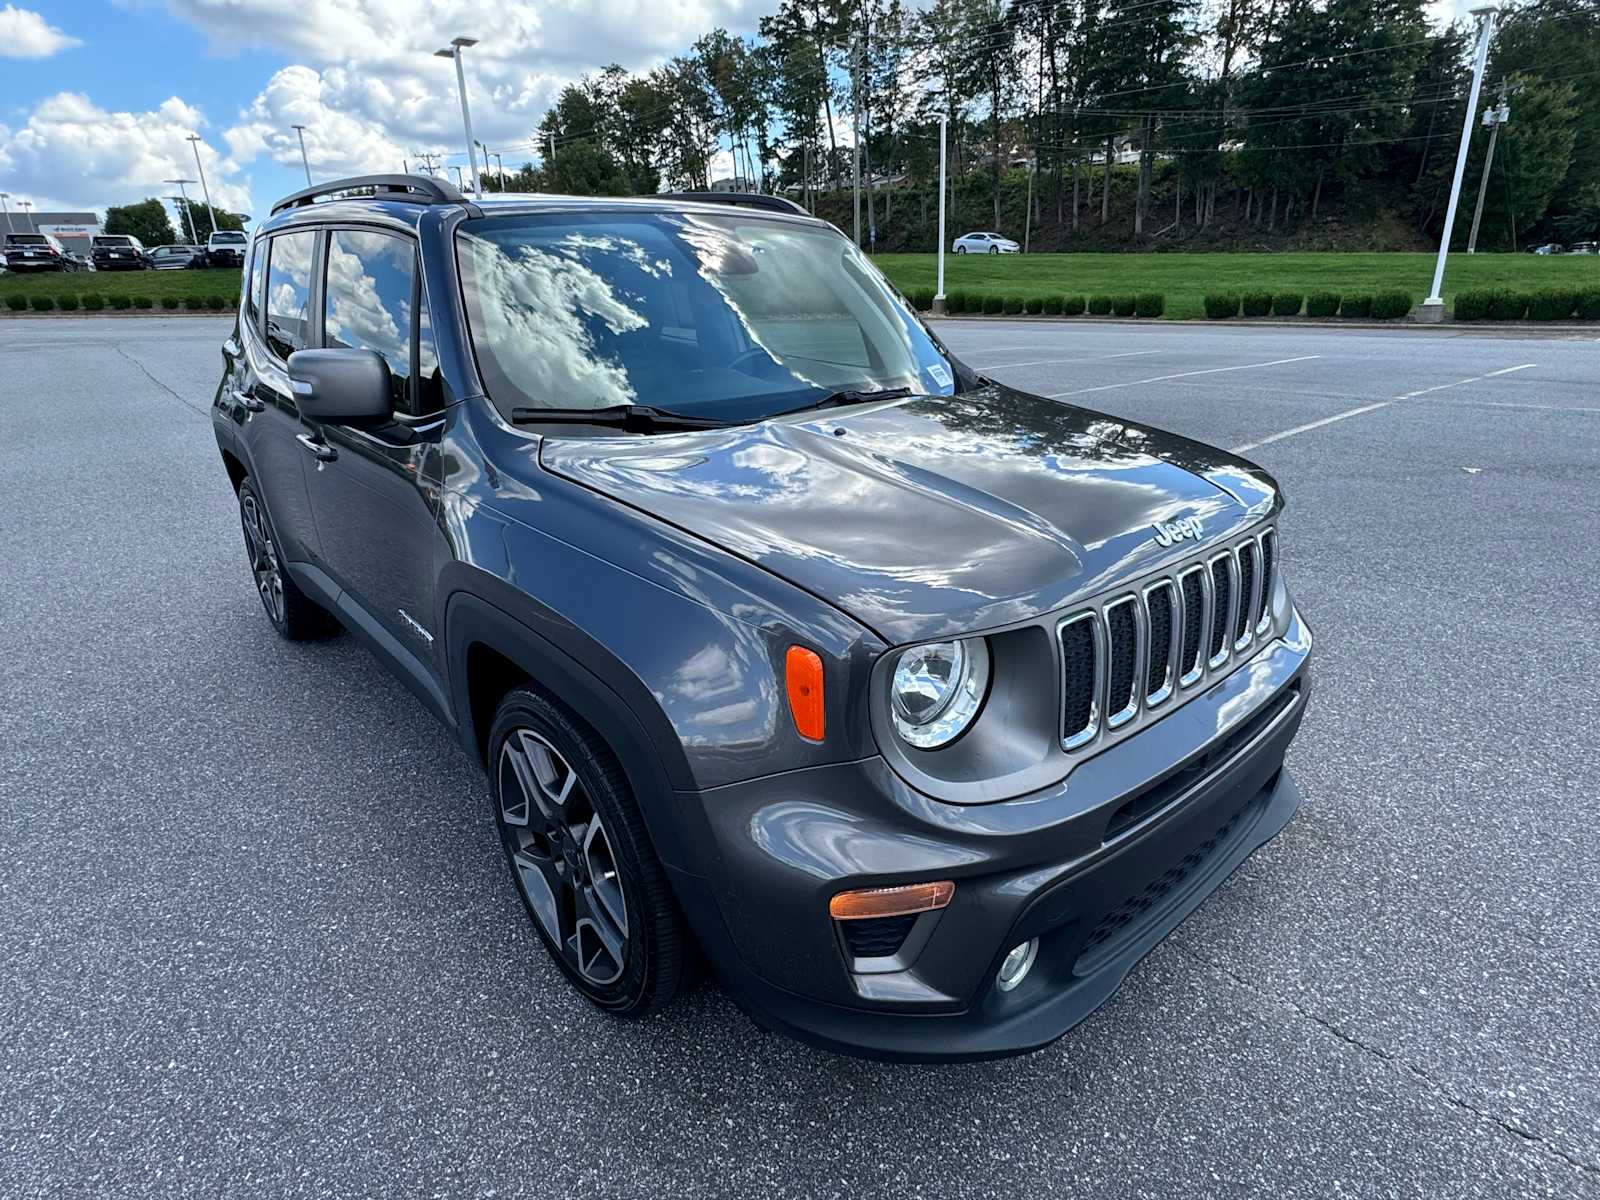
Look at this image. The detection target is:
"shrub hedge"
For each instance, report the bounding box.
[133,296,154,310]
[82,294,105,311]
[1453,289,1492,320]
[1339,293,1373,318]
[1306,291,1341,318]
[1487,289,1527,320]
[983,294,1004,314]
[1241,290,1273,317]
[56,294,80,311]
[1003,296,1025,315]
[161,296,182,310]
[910,286,934,311]
[1061,294,1086,316]
[1109,293,1137,317]
[1271,292,1303,317]
[110,294,133,310]
[1135,292,1164,318]
[1087,294,1112,315]
[1041,294,1063,316]
[1202,292,1240,319]
[1527,289,1577,321]
[1024,296,1044,315]
[1371,289,1413,320]
[30,296,54,312]
[1579,289,1600,320]
[5,295,28,311]
[184,296,206,311]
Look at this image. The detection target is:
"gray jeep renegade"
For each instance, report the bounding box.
[213,175,1312,1062]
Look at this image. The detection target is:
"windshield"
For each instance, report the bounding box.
[94,237,131,246]
[457,210,957,425]
[212,231,247,244]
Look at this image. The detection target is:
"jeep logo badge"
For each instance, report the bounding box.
[1151,515,1203,547]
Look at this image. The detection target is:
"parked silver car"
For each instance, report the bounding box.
[953,231,1020,254]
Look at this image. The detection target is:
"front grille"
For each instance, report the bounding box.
[840,914,916,959]
[1056,526,1278,755]
[1235,542,1257,644]
[1208,557,1232,661]
[1105,598,1139,725]
[1145,582,1174,702]
[1257,531,1276,629]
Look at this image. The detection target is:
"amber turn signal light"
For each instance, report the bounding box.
[829,881,955,921]
[785,645,825,741]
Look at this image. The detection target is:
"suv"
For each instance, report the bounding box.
[213,175,1312,1061]
[3,232,79,272]
[206,228,248,267]
[91,234,151,270]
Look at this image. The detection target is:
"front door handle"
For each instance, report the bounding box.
[296,432,337,463]
[232,387,264,413]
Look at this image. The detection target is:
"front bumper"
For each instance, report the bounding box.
[668,606,1312,1061]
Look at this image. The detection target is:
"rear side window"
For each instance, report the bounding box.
[7,234,46,246]
[244,239,265,329]
[264,230,316,360]
[322,229,414,412]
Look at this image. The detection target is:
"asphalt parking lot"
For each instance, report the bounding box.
[4,315,1599,1199]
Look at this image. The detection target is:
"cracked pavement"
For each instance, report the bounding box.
[3,316,1598,1198]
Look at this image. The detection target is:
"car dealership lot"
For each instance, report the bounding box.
[3,317,1598,1199]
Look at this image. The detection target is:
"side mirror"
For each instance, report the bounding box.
[287,348,393,426]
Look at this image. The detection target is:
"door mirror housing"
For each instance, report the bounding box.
[287,348,393,426]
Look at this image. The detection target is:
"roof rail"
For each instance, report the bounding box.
[653,191,810,217]
[270,173,465,216]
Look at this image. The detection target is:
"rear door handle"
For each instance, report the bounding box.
[296,432,337,463]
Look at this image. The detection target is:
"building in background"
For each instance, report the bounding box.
[15,211,102,257]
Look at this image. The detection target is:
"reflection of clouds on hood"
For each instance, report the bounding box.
[325,233,407,365]
[467,236,647,410]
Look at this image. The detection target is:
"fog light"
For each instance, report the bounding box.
[996,938,1039,992]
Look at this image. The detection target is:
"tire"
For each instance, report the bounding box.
[956,246,967,254]
[489,686,689,1017]
[236,477,335,640]
[989,246,999,254]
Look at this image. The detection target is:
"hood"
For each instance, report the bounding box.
[539,385,1281,645]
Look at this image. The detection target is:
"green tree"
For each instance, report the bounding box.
[173,196,245,240]
[103,198,175,246]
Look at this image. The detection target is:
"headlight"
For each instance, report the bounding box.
[889,638,990,749]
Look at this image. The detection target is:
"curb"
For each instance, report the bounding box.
[926,314,1600,334]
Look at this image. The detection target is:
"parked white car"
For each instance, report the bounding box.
[953,231,1020,254]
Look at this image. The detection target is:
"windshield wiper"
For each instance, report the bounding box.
[509,404,735,432]
[776,386,914,418]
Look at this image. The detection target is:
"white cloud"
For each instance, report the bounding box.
[0,4,81,57]
[158,0,773,180]
[0,92,250,216]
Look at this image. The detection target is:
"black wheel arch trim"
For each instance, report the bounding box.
[443,583,709,874]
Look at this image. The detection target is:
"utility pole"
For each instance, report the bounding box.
[934,113,948,314]
[291,124,312,186]
[1421,6,1496,322]
[185,135,218,238]
[433,37,482,195]
[0,193,12,234]
[1467,83,1512,254]
[165,179,198,243]
[851,34,862,248]
[452,164,466,191]
[1024,158,1035,253]
[18,199,34,233]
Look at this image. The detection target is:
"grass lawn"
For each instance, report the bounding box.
[872,252,1600,319]
[0,266,242,307]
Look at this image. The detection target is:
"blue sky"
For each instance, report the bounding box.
[3,0,1474,229]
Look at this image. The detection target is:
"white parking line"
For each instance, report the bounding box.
[980,349,1167,370]
[1231,363,1539,453]
[1049,355,1322,399]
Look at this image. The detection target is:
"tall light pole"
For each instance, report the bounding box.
[291,124,312,186]
[934,113,948,315]
[0,193,13,234]
[1421,6,1496,322]
[165,179,198,243]
[434,37,481,196]
[18,200,35,232]
[186,134,218,238]
[1468,85,1513,254]
[851,35,862,248]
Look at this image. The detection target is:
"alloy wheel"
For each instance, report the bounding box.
[497,728,630,986]
[239,491,285,625]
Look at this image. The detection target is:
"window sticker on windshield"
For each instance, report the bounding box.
[927,363,952,389]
